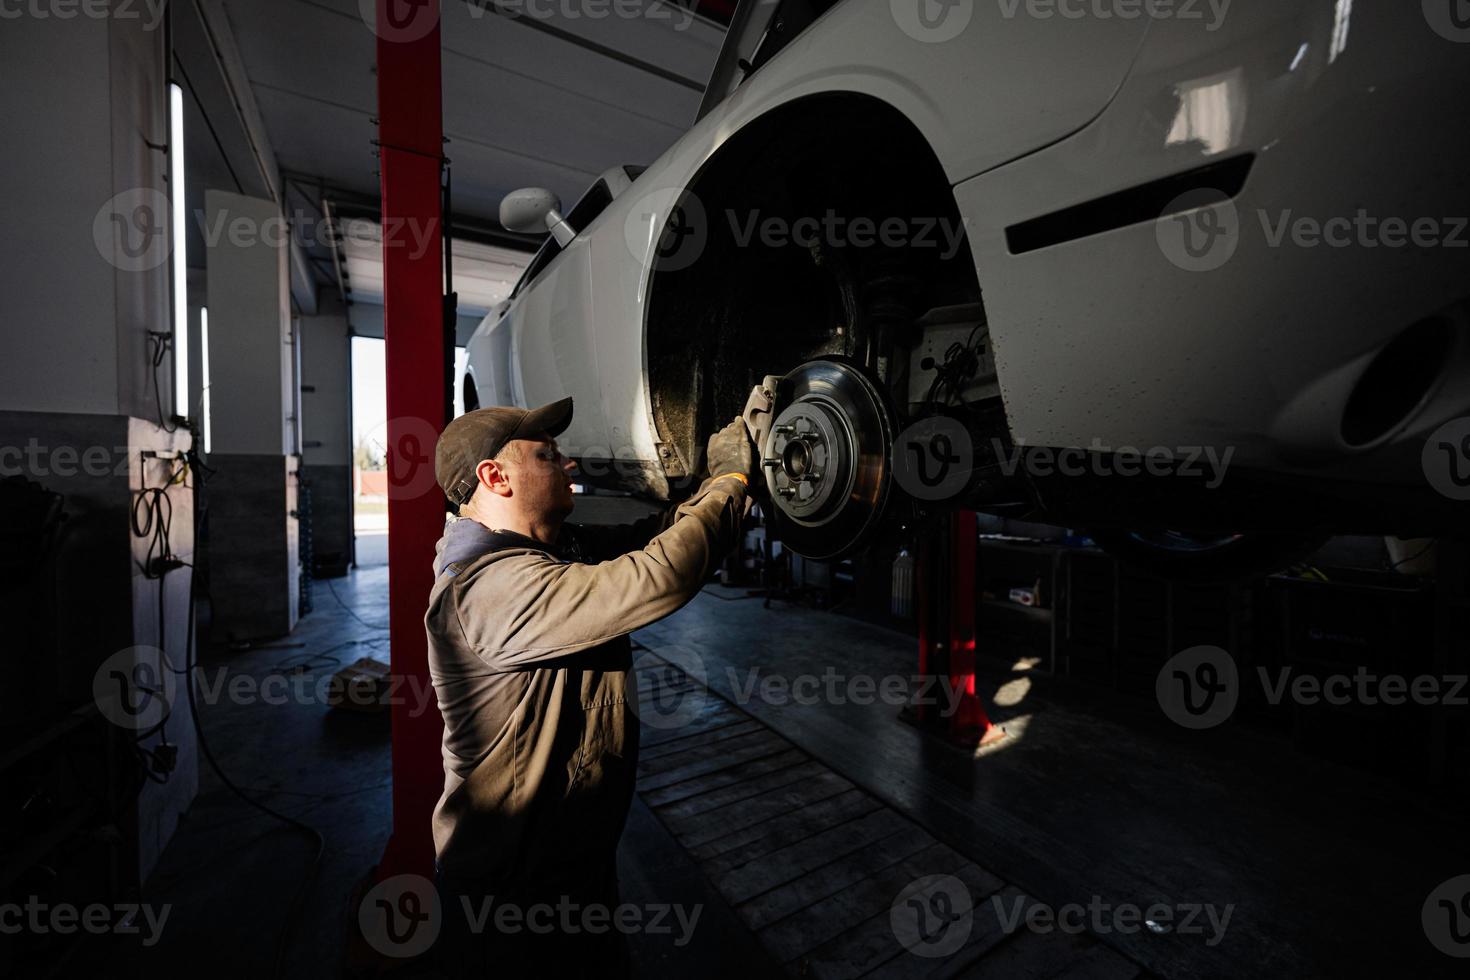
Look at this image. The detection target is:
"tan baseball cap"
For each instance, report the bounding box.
[434,397,573,505]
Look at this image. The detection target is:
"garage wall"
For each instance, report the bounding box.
[0,8,195,891]
[203,189,301,636]
[0,11,169,420]
[204,189,294,456]
[108,7,173,425]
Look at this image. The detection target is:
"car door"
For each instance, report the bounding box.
[472,172,637,460]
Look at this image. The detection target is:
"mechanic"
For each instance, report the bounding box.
[425,395,756,977]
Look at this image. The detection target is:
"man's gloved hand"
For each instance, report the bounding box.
[706,416,756,487]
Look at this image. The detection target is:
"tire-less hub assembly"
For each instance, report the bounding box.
[761,359,895,561]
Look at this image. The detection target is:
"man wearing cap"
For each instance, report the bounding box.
[426,394,756,977]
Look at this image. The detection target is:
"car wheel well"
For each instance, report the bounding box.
[462,372,480,414]
[644,92,986,481]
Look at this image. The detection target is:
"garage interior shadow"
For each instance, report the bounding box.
[90,558,1466,980]
[636,582,1469,980]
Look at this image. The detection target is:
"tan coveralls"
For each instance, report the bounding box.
[425,475,747,975]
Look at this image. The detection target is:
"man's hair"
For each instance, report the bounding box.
[491,440,526,465]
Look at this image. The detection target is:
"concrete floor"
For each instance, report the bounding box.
[109,567,775,979]
[131,568,395,978]
[90,566,1467,977]
[640,586,1470,979]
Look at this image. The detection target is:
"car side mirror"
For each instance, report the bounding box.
[500,187,576,246]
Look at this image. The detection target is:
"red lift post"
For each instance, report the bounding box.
[375,0,446,883]
[916,510,995,744]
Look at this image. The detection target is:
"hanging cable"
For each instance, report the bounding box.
[132,460,186,578]
[921,318,987,410]
[146,332,181,433]
[324,577,391,631]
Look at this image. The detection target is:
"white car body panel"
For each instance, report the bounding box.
[693,0,1150,185]
[959,0,1470,483]
[471,0,1150,468]
[468,0,1468,516]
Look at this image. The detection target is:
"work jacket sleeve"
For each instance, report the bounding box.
[455,477,747,669]
[563,506,677,563]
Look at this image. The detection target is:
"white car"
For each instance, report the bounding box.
[464,0,1470,577]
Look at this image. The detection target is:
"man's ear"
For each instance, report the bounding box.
[476,458,512,497]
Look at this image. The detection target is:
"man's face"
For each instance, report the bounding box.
[499,435,576,519]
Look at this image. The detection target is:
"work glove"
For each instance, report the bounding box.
[705,416,756,487]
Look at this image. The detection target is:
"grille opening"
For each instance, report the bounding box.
[1341,317,1453,447]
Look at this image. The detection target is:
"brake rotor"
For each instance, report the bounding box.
[762,358,895,561]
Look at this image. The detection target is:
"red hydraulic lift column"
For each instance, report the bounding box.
[374,0,445,882]
[916,510,995,744]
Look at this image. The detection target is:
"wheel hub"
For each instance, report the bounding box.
[764,400,849,522]
[761,359,895,561]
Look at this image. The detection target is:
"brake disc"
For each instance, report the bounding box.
[761,358,896,561]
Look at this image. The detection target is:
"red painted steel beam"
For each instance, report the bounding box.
[946,510,992,737]
[916,512,993,742]
[375,0,446,883]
